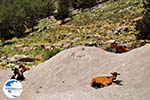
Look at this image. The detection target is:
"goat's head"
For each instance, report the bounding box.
[111,72,120,80]
[18,63,24,68]
[14,67,19,73]
[14,67,23,76]
[111,41,118,48]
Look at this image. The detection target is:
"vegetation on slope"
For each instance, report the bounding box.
[0,0,150,68]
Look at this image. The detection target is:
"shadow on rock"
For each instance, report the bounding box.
[113,80,123,86]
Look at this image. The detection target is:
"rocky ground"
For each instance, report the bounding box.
[0,44,150,100]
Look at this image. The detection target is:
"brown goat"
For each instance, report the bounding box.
[91,72,120,88]
[111,42,129,53]
[10,63,30,80]
[18,63,30,73]
[11,67,25,80]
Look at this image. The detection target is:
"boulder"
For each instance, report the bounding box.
[10,55,35,63]
[38,26,47,32]
[83,42,97,47]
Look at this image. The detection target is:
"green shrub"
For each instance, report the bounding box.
[0,0,55,40]
[48,48,60,58]
[56,0,70,20]
[136,0,150,39]
[72,0,97,9]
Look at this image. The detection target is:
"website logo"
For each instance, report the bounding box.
[3,79,23,98]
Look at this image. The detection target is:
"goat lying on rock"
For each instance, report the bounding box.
[111,42,129,53]
[91,72,120,88]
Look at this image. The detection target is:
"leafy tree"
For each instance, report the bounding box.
[136,0,150,39]
[72,0,97,9]
[0,20,11,41]
[10,2,26,37]
[0,0,55,40]
[0,0,26,38]
[36,0,55,17]
[10,16,25,37]
[23,2,38,32]
[0,4,14,40]
[56,0,70,20]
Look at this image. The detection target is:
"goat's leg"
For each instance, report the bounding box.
[104,83,109,87]
[10,75,15,79]
[15,74,19,79]
[10,73,18,79]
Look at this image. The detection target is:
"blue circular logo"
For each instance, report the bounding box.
[3,79,23,98]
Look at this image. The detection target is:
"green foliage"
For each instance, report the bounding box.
[1,0,149,67]
[136,0,150,39]
[37,0,55,17]
[56,0,70,20]
[23,2,38,31]
[0,0,98,40]
[48,48,60,58]
[0,0,55,40]
[55,0,97,20]
[72,0,97,9]
[10,12,26,37]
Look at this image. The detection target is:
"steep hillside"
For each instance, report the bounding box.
[0,0,150,68]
